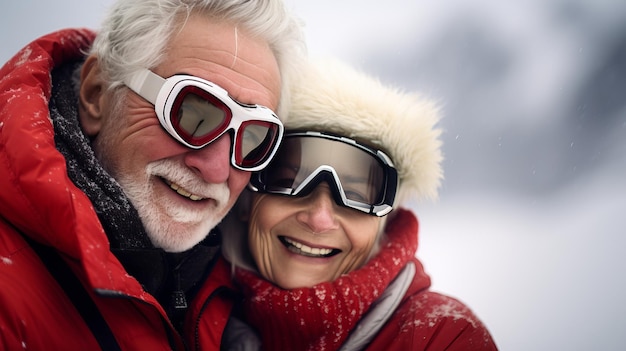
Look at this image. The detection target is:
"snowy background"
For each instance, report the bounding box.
[2,1,626,350]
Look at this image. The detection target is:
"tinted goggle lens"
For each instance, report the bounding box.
[236,120,281,168]
[172,87,229,145]
[250,133,398,216]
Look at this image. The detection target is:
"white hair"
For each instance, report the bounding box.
[89,0,306,118]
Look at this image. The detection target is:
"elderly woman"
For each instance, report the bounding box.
[220,58,498,350]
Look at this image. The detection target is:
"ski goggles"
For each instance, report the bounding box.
[124,69,284,171]
[249,131,398,216]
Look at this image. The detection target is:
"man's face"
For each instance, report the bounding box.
[84,15,281,252]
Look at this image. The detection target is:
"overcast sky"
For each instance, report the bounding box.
[2,1,626,350]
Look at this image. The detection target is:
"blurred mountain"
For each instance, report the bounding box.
[352,0,626,196]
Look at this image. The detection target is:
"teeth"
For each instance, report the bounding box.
[166,180,204,201]
[284,237,333,256]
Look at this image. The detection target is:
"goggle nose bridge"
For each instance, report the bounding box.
[291,165,350,208]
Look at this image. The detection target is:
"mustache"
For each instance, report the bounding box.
[146,159,230,204]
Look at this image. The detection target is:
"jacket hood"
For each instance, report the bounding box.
[0,29,95,251]
[0,29,148,294]
[284,57,444,205]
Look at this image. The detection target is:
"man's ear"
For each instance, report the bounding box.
[78,55,107,137]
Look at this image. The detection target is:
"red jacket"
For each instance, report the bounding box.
[0,29,235,351]
[233,209,498,350]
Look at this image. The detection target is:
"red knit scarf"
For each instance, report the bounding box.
[235,209,418,351]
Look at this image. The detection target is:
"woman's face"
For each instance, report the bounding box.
[247,185,382,289]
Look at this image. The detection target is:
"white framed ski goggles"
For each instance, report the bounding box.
[249,131,398,216]
[123,69,284,171]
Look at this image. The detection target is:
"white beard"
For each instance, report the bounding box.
[117,159,230,252]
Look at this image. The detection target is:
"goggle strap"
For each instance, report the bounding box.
[125,69,165,105]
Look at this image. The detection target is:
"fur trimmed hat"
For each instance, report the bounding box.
[283,57,444,205]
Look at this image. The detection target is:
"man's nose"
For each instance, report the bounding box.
[183,133,232,183]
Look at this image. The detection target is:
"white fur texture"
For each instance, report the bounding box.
[284,58,444,205]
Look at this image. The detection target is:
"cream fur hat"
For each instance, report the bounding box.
[283,57,444,205]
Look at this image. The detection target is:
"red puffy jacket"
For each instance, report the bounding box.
[0,29,235,351]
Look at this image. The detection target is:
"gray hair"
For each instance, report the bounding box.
[89,0,306,119]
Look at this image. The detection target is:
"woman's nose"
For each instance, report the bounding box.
[296,185,339,234]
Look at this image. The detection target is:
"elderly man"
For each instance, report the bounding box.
[0,0,304,349]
